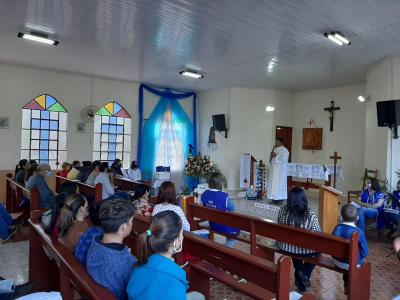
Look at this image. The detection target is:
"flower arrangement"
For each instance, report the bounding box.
[184,153,217,179]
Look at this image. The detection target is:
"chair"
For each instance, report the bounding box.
[153,166,171,189]
[347,168,378,202]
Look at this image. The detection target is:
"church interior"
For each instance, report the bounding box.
[0,1,400,299]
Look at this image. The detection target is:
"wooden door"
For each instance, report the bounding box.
[275,126,292,162]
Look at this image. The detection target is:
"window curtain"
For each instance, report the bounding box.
[138,84,196,190]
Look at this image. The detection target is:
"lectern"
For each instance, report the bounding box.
[318,185,343,233]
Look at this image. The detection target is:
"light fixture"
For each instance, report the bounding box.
[179,69,203,79]
[358,95,366,102]
[266,57,278,72]
[266,106,275,112]
[324,32,351,46]
[18,31,59,46]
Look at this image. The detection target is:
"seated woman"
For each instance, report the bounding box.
[58,194,91,252]
[14,159,29,185]
[94,162,129,201]
[67,160,81,180]
[132,184,152,216]
[126,210,204,300]
[25,164,55,209]
[110,159,127,178]
[276,187,321,293]
[85,160,101,186]
[24,163,38,184]
[59,162,71,178]
[128,161,141,182]
[385,180,400,237]
[152,181,190,231]
[357,178,385,232]
[77,161,92,183]
[0,203,23,241]
[200,172,239,248]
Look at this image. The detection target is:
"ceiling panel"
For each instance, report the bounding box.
[0,0,399,91]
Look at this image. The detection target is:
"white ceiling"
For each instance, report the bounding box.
[1,0,400,91]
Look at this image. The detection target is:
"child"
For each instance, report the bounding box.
[86,199,137,300]
[131,184,152,216]
[200,172,239,248]
[332,204,369,291]
[152,181,190,231]
[126,211,204,300]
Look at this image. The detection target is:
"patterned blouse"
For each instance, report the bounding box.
[276,205,321,255]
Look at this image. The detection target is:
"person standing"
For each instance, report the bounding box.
[267,137,289,204]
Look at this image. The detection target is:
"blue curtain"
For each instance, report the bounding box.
[138,84,196,185]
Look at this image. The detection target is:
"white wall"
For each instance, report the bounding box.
[198,87,293,190]
[292,84,366,193]
[0,62,139,170]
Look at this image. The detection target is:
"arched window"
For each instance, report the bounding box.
[21,94,67,169]
[93,101,131,168]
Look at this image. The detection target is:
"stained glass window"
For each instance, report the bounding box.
[93,101,131,168]
[21,94,67,169]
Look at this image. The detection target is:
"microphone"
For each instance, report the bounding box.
[269,146,277,163]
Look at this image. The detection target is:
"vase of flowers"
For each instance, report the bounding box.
[184,153,217,190]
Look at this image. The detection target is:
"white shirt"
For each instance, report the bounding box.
[152,203,190,231]
[94,172,115,200]
[128,168,142,182]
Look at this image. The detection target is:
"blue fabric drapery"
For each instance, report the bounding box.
[138,84,197,183]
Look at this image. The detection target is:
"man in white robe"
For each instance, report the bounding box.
[267,137,289,204]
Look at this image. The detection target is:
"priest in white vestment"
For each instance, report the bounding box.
[267,137,289,204]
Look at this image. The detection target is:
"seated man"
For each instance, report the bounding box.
[86,199,137,300]
[200,172,239,248]
[94,162,129,201]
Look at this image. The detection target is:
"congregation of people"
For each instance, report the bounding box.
[1,154,400,299]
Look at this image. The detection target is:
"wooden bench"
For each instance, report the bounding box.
[187,203,371,300]
[113,177,150,192]
[55,175,103,203]
[6,177,40,219]
[29,210,118,300]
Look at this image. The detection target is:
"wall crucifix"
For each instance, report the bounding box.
[324,100,341,132]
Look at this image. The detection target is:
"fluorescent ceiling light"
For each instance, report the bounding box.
[358,95,366,102]
[324,32,351,46]
[334,33,350,45]
[18,32,59,46]
[266,106,275,112]
[179,70,203,79]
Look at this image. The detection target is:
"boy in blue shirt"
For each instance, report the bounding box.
[332,204,369,292]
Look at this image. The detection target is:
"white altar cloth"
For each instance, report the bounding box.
[287,163,344,181]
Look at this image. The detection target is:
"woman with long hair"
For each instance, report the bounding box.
[14,159,29,185]
[127,211,203,300]
[132,184,152,216]
[58,194,90,252]
[357,177,385,232]
[276,187,321,293]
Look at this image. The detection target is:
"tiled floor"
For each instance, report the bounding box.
[1,190,399,300]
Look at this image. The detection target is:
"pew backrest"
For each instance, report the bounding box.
[55,175,102,203]
[6,177,40,212]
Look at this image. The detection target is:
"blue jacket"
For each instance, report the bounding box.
[360,189,384,211]
[332,223,368,266]
[201,189,239,235]
[126,254,188,300]
[25,174,54,209]
[87,235,137,300]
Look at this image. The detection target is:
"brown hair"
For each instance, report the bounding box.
[58,194,86,236]
[341,204,358,222]
[137,210,182,265]
[156,181,178,205]
[208,172,227,190]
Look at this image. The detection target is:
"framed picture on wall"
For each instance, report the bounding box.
[77,122,86,133]
[302,128,323,150]
[0,117,9,129]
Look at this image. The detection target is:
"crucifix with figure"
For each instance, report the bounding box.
[324,101,341,132]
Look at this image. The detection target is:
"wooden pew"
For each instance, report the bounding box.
[29,210,118,300]
[186,203,371,300]
[55,175,102,203]
[6,177,40,219]
[113,177,150,192]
